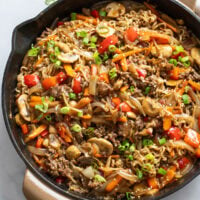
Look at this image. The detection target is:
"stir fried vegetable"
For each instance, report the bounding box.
[15,1,200,199]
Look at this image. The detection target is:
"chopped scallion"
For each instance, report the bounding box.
[69,92,76,100]
[109,68,117,79]
[142,139,153,147]
[71,124,82,132]
[108,45,117,52]
[60,106,70,114]
[28,45,40,57]
[182,94,190,104]
[158,167,167,175]
[71,12,77,20]
[159,138,167,145]
[99,10,107,17]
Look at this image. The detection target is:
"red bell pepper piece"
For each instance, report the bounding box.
[41,130,49,137]
[178,157,190,169]
[55,176,65,184]
[72,76,82,94]
[167,127,181,140]
[184,129,200,148]
[171,52,184,59]
[117,102,132,112]
[56,72,67,84]
[98,35,118,54]
[35,137,44,148]
[57,21,64,27]
[24,74,40,87]
[136,68,147,78]
[91,10,99,18]
[124,27,138,42]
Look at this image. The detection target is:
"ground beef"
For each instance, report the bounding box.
[97,81,113,96]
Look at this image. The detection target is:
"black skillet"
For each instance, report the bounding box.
[2,0,200,199]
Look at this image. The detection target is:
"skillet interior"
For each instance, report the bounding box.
[2,0,200,199]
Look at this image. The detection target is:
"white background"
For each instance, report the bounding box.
[0,0,199,199]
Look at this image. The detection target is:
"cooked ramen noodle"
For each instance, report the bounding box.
[15,1,200,199]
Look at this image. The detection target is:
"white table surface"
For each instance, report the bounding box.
[0,0,200,200]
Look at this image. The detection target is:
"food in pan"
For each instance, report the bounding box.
[15,1,200,199]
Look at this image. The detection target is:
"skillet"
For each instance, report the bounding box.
[2,0,200,199]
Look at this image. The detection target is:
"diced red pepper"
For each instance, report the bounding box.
[72,76,82,94]
[117,102,132,112]
[184,129,200,148]
[56,72,67,84]
[171,52,184,59]
[41,130,49,137]
[124,27,138,42]
[57,21,64,27]
[143,117,149,122]
[24,74,40,87]
[178,157,190,169]
[112,97,121,107]
[136,68,147,78]
[98,35,118,54]
[166,127,181,140]
[21,124,29,135]
[35,137,44,148]
[55,176,65,184]
[91,10,99,18]
[91,64,98,76]
[170,67,180,80]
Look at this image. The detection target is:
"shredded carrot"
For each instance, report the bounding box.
[25,124,47,142]
[38,35,58,46]
[30,96,42,102]
[157,17,178,33]
[110,155,120,158]
[21,124,29,135]
[165,166,176,182]
[120,85,129,92]
[35,137,44,148]
[29,102,40,107]
[144,2,160,16]
[33,155,44,168]
[105,175,123,192]
[42,76,57,90]
[83,87,89,96]
[118,116,127,123]
[64,64,76,77]
[177,80,188,95]
[76,14,97,25]
[112,97,121,107]
[64,136,72,143]
[92,144,99,156]
[75,65,81,72]
[144,2,177,33]
[112,48,147,62]
[145,42,153,56]
[147,177,159,189]
[167,106,182,114]
[99,73,110,84]
[188,80,200,91]
[34,57,44,68]
[170,149,175,158]
[68,22,83,31]
[163,116,172,131]
[115,48,122,54]
[75,97,91,109]
[129,137,134,143]
[81,114,92,120]
[120,58,128,72]
[82,120,88,128]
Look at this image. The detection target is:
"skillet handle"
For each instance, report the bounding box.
[23,169,70,200]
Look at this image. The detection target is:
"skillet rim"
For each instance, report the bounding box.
[2,0,200,199]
